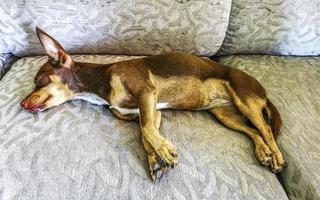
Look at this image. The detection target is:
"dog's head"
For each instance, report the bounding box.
[21,27,81,112]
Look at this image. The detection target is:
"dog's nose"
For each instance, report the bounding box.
[21,96,35,110]
[20,98,30,109]
[20,97,45,112]
[21,95,39,109]
[21,100,36,111]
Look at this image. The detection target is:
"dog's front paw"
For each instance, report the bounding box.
[147,150,168,182]
[155,139,178,167]
[255,143,272,166]
[270,151,286,173]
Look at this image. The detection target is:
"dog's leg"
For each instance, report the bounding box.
[139,89,178,168]
[232,97,285,173]
[209,105,272,166]
[111,105,169,181]
[141,111,169,181]
[224,72,285,172]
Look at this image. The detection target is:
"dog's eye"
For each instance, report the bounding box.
[35,76,51,87]
[49,57,59,65]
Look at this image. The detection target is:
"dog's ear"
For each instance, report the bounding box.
[36,27,73,68]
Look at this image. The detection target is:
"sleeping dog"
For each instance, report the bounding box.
[21,27,285,181]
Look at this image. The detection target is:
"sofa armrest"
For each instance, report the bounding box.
[0,53,18,80]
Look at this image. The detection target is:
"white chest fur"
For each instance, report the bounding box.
[74,93,169,115]
[110,102,169,115]
[75,93,110,106]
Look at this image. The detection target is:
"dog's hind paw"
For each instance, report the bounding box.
[270,152,286,173]
[255,143,272,166]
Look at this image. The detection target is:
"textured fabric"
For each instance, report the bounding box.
[0,53,18,80]
[0,38,10,54]
[219,55,320,200]
[0,0,231,57]
[0,55,288,200]
[219,0,320,56]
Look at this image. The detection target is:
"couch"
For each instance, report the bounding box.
[0,0,319,199]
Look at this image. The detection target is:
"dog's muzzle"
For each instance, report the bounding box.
[20,94,47,112]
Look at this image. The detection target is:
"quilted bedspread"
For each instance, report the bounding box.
[0,55,291,200]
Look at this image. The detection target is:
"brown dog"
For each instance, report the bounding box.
[21,27,285,181]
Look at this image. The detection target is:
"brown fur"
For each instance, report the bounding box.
[265,99,282,139]
[21,27,286,181]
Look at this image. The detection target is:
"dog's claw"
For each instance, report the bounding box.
[155,140,179,166]
[269,153,286,173]
[147,139,178,182]
[156,170,163,178]
[153,163,160,171]
[151,159,168,182]
[172,153,178,159]
[149,152,170,182]
[156,156,165,166]
[255,144,272,167]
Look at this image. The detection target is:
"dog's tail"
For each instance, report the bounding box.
[264,99,282,140]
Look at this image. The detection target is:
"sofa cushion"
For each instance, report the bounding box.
[219,55,320,200]
[0,55,287,200]
[219,0,320,56]
[0,0,231,57]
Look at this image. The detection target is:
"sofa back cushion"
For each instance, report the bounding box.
[219,0,320,56]
[0,0,231,57]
